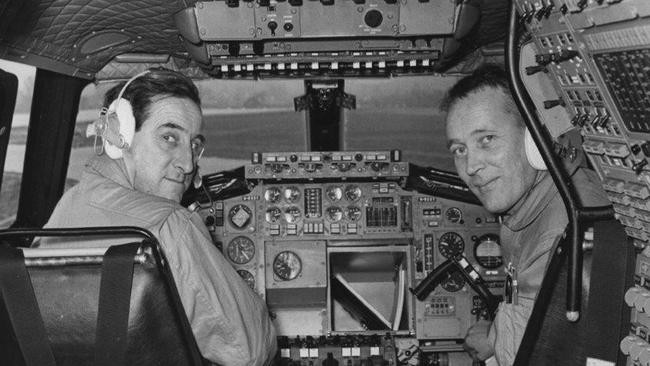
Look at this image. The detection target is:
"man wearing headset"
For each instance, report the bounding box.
[41,69,277,366]
[443,65,608,365]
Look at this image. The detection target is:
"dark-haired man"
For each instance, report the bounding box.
[442,64,608,365]
[42,69,277,366]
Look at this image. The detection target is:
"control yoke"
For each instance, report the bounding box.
[410,255,500,318]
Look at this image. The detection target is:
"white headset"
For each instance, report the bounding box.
[87,69,204,188]
[524,127,548,171]
[87,70,151,159]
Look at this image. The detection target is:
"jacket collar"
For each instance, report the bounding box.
[502,171,557,232]
[85,154,135,190]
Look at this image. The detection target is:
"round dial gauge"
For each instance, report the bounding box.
[265,207,282,223]
[237,269,256,290]
[284,206,301,223]
[441,270,466,292]
[273,251,302,281]
[228,204,253,229]
[445,207,463,224]
[264,187,281,203]
[326,186,343,201]
[283,187,301,203]
[226,236,255,264]
[438,232,465,259]
[344,185,362,201]
[474,234,503,269]
[346,206,362,221]
[326,206,343,222]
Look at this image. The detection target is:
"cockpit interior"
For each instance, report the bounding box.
[0,0,648,365]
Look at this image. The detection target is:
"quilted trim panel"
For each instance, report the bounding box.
[0,0,195,75]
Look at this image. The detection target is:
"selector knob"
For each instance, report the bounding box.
[205,216,216,227]
[364,10,383,28]
[543,98,565,109]
[634,159,649,174]
[636,291,650,313]
[626,287,643,307]
[268,21,278,35]
[640,346,650,365]
[525,65,547,75]
[620,335,638,355]
[630,339,648,361]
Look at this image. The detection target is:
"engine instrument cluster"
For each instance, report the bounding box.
[196,150,503,364]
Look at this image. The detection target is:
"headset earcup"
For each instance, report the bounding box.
[524,128,548,171]
[104,98,136,159]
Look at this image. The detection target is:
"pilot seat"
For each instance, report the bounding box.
[0,227,205,366]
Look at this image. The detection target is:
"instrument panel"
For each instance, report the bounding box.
[196,151,503,363]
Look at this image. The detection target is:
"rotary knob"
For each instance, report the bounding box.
[364,10,383,28]
[639,346,650,365]
[630,339,649,361]
[626,287,643,307]
[621,335,638,355]
[268,21,278,36]
[636,291,650,313]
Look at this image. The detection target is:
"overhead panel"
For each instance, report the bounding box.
[175,0,457,77]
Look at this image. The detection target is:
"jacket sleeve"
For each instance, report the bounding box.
[157,211,277,366]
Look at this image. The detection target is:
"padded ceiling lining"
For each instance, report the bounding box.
[0,0,509,79]
[0,0,194,77]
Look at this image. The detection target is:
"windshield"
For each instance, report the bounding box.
[67,75,459,185]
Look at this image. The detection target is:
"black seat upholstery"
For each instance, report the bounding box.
[0,227,205,366]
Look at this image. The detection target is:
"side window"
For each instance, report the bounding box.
[0,60,36,228]
[67,78,306,182]
[66,82,114,187]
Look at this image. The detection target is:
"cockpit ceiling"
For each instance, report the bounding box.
[0,0,509,80]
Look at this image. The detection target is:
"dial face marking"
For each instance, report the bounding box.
[326,206,343,222]
[445,207,462,223]
[326,186,343,201]
[237,269,256,290]
[265,207,282,223]
[284,206,301,223]
[441,270,465,292]
[346,206,362,221]
[438,232,465,259]
[226,236,255,264]
[273,251,302,281]
[284,187,301,203]
[344,185,362,201]
[474,233,503,269]
[229,204,252,229]
[264,187,281,203]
